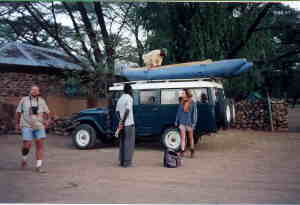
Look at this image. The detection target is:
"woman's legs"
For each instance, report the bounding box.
[179,125,186,155]
[187,127,195,158]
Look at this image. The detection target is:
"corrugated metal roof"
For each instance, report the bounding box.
[0,42,87,71]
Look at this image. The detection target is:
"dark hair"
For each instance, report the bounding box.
[201,93,208,103]
[124,84,133,95]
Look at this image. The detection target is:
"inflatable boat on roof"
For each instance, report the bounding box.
[120,58,253,81]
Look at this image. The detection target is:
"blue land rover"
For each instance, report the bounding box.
[71,78,235,150]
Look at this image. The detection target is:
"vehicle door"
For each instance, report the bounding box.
[191,88,217,133]
[133,89,162,136]
[159,88,181,129]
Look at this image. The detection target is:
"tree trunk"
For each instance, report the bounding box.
[94,2,115,73]
[77,2,102,64]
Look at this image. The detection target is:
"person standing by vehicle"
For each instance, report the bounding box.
[175,89,197,158]
[16,85,50,173]
[116,84,135,167]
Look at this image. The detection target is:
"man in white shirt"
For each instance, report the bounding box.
[116,84,135,167]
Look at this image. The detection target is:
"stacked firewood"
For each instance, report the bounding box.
[233,100,270,130]
[233,100,288,131]
[48,116,78,136]
[271,100,288,131]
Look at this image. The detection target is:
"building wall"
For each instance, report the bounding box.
[0,70,65,97]
[46,96,107,117]
[0,70,107,118]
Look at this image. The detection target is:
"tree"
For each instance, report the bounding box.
[133,2,300,98]
[1,2,299,99]
[0,2,133,98]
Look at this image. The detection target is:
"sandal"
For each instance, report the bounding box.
[180,149,185,158]
[190,149,195,158]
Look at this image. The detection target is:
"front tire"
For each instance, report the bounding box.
[72,124,97,149]
[161,128,181,151]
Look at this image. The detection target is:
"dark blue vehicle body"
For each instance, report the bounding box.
[73,88,218,142]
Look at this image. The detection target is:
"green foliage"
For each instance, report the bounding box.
[1,2,300,98]
[134,3,300,98]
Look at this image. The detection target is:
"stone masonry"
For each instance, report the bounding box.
[0,71,65,98]
[0,71,65,135]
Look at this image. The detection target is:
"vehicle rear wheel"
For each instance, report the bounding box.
[216,99,231,129]
[224,103,231,129]
[230,100,236,126]
[72,124,97,149]
[161,128,181,151]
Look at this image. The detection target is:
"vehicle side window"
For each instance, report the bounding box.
[161,89,181,104]
[190,89,200,102]
[211,88,217,103]
[218,88,225,100]
[191,88,209,103]
[200,88,209,103]
[111,91,139,105]
[132,90,139,105]
[140,90,160,105]
[214,88,224,102]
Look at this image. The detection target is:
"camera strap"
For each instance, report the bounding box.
[29,96,39,109]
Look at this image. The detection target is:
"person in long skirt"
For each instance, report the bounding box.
[116,84,136,167]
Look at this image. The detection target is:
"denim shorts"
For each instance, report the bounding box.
[179,124,193,132]
[21,128,47,141]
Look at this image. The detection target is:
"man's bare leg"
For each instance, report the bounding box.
[21,140,32,169]
[35,139,46,173]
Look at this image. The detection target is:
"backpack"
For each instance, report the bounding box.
[163,149,181,168]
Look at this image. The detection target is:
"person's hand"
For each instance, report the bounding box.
[15,123,20,132]
[118,123,124,131]
[115,128,120,138]
[44,120,50,128]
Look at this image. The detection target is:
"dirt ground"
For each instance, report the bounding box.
[1,108,300,203]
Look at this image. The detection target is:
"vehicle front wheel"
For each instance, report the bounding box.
[161,128,181,151]
[224,103,231,129]
[72,124,97,149]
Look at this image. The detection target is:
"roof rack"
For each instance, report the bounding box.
[113,77,223,86]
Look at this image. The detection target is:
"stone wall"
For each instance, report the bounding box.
[0,71,63,135]
[0,102,16,135]
[0,71,65,97]
[0,70,111,135]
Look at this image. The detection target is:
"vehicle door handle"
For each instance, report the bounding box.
[152,107,159,111]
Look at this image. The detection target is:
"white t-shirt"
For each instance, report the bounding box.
[116,94,135,126]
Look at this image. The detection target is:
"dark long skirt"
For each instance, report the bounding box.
[119,125,135,166]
